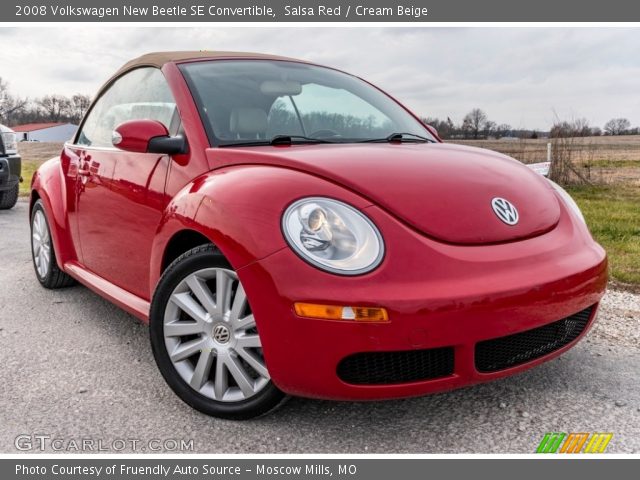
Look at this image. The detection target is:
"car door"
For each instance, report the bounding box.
[71,68,179,300]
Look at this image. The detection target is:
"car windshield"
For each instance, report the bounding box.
[180,60,435,146]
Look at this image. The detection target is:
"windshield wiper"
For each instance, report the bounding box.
[360,132,436,144]
[269,135,336,145]
[219,135,336,148]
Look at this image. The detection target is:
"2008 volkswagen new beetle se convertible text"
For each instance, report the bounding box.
[29,51,607,419]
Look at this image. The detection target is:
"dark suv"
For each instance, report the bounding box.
[0,124,21,209]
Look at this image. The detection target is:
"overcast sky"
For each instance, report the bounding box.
[1,27,638,130]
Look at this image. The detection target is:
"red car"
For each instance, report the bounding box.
[30,51,607,419]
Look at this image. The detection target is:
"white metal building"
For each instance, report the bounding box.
[12,122,78,142]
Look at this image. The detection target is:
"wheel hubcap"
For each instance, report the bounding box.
[163,268,270,403]
[212,324,231,344]
[32,210,51,279]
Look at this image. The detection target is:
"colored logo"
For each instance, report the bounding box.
[536,432,613,453]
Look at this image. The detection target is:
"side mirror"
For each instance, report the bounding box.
[112,119,187,155]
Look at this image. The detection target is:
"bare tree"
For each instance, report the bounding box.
[573,117,591,137]
[494,123,512,139]
[483,120,496,138]
[420,116,457,139]
[603,118,631,135]
[69,94,92,123]
[549,118,594,185]
[36,95,72,123]
[550,121,574,138]
[462,108,488,139]
[0,77,27,123]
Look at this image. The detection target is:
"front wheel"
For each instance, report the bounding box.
[149,244,286,420]
[30,200,76,289]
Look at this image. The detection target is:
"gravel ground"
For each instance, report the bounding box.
[592,289,640,348]
[0,199,639,454]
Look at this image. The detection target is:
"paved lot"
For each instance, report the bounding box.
[1,199,639,453]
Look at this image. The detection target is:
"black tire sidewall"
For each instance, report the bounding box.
[149,246,285,420]
[0,184,19,209]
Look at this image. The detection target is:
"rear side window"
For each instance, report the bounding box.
[76,68,177,148]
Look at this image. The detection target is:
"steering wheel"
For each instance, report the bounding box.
[309,129,341,138]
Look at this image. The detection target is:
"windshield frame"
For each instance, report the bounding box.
[178,59,438,147]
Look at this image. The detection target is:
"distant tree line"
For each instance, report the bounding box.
[0,76,91,126]
[267,100,393,138]
[2,76,639,137]
[422,108,640,140]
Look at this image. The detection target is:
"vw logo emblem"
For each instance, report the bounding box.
[212,324,231,344]
[491,197,519,226]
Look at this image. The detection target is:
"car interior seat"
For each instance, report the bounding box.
[229,107,268,140]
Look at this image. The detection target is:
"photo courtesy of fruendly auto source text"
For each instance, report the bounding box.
[0,0,639,478]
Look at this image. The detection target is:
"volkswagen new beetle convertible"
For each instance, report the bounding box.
[30,51,607,419]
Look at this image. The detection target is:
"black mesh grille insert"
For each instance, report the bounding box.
[475,305,594,373]
[337,347,454,385]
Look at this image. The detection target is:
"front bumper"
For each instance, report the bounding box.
[0,154,21,192]
[238,203,607,401]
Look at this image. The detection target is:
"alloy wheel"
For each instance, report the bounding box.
[31,209,51,279]
[163,268,269,403]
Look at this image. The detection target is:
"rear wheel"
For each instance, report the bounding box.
[149,244,286,420]
[0,184,19,210]
[30,200,76,289]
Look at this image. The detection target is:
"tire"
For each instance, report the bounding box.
[30,200,76,289]
[150,244,287,420]
[0,184,19,210]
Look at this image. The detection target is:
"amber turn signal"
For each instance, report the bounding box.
[294,303,389,322]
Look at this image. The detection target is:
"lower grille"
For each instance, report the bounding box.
[475,305,595,373]
[337,347,454,385]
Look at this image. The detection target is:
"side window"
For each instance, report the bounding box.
[77,68,177,148]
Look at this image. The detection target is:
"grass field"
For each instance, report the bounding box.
[17,142,63,197]
[455,135,640,164]
[455,136,640,187]
[16,138,640,286]
[567,185,640,287]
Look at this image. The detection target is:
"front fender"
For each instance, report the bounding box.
[30,156,77,268]
[149,164,372,293]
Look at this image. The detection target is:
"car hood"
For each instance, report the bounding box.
[206,143,560,245]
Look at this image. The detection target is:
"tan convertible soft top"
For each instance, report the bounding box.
[93,51,306,98]
[113,50,302,78]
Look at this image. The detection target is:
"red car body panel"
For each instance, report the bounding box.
[31,158,78,266]
[30,52,608,401]
[206,143,562,245]
[239,203,606,399]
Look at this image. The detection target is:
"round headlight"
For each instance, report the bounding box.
[282,197,384,275]
[548,180,586,224]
